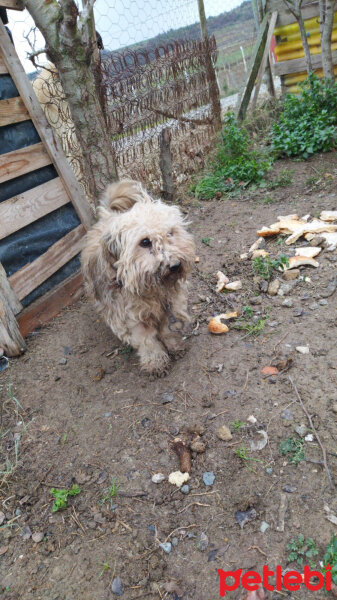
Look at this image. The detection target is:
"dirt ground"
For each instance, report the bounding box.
[1,152,337,600]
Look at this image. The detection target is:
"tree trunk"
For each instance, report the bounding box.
[23,0,118,200]
[197,0,222,130]
[320,0,336,79]
[284,0,313,74]
[159,128,174,201]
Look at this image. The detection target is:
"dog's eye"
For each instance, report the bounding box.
[140,238,152,248]
[167,230,174,237]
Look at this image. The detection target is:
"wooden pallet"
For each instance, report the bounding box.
[0,14,94,356]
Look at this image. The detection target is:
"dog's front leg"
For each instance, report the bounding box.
[158,319,186,359]
[129,323,170,376]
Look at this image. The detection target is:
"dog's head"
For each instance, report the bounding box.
[91,181,195,295]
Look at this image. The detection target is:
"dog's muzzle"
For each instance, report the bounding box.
[169,261,181,273]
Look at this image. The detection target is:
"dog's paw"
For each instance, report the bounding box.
[141,351,170,378]
[169,347,187,360]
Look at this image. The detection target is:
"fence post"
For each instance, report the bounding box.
[159,127,174,201]
[197,0,222,130]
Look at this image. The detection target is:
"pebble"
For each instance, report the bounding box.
[283,269,300,281]
[111,577,123,596]
[266,467,273,475]
[152,473,165,484]
[0,511,5,525]
[161,392,174,404]
[250,296,262,305]
[259,280,268,293]
[293,308,304,317]
[296,346,310,354]
[216,425,232,441]
[268,279,280,296]
[282,298,293,308]
[319,299,328,306]
[295,424,307,437]
[332,404,337,414]
[281,409,293,420]
[190,438,206,453]
[21,525,32,540]
[305,434,314,442]
[260,521,270,533]
[58,358,67,365]
[282,484,297,493]
[309,302,319,311]
[32,532,44,543]
[197,532,209,551]
[172,537,179,547]
[203,471,215,486]
[180,484,190,494]
[159,542,172,554]
[141,417,151,427]
[268,320,279,328]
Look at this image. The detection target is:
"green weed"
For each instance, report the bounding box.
[99,478,119,507]
[279,436,305,464]
[99,560,112,578]
[230,419,246,431]
[268,168,294,189]
[287,534,318,566]
[322,534,337,585]
[50,484,81,512]
[233,315,269,337]
[201,237,213,246]
[252,254,289,280]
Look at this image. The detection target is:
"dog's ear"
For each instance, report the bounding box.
[102,231,119,264]
[100,179,151,213]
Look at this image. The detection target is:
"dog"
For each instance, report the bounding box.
[81,180,195,375]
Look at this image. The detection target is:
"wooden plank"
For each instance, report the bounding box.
[0,0,23,9]
[267,0,316,12]
[0,142,51,185]
[274,4,320,27]
[0,292,26,356]
[0,52,8,74]
[237,13,269,121]
[0,96,30,126]
[18,272,84,338]
[0,19,94,229]
[0,262,22,315]
[251,11,278,111]
[0,177,69,240]
[9,224,86,301]
[274,49,337,75]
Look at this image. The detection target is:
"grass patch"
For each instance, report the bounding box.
[279,436,305,464]
[252,255,289,280]
[0,382,26,492]
[99,477,120,507]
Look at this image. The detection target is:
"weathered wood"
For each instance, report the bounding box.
[0,96,30,126]
[0,0,23,9]
[252,11,278,111]
[159,128,174,201]
[18,272,83,338]
[0,294,26,356]
[0,178,69,240]
[237,13,269,121]
[9,225,86,301]
[0,142,51,185]
[267,0,316,11]
[0,262,22,315]
[274,48,337,74]
[0,19,94,228]
[272,3,320,27]
[0,52,7,74]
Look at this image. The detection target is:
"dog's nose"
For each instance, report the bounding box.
[170,261,181,272]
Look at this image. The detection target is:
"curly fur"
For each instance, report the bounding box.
[81,180,195,375]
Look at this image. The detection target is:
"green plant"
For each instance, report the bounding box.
[287,534,318,566]
[258,194,275,205]
[120,344,132,360]
[50,484,81,512]
[242,305,253,318]
[201,237,213,246]
[279,436,305,464]
[230,419,246,431]
[99,478,119,506]
[322,534,337,585]
[195,112,273,199]
[233,315,269,337]
[268,168,294,189]
[271,74,337,159]
[99,560,112,578]
[252,254,289,280]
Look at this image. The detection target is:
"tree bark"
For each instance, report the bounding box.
[319,0,336,79]
[197,0,222,130]
[23,0,118,200]
[159,128,174,201]
[284,0,313,74]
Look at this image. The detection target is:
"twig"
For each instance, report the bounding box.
[177,502,210,514]
[288,376,334,489]
[272,331,289,353]
[164,523,198,543]
[242,369,249,390]
[248,545,267,557]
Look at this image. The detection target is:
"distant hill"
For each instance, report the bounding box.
[116,1,255,53]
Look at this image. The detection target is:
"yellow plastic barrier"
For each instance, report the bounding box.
[275,28,337,56]
[284,65,337,87]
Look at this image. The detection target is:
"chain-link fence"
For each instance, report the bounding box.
[6,1,256,200]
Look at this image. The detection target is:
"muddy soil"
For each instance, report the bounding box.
[1,153,337,600]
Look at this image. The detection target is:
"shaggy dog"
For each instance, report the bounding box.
[81,180,195,375]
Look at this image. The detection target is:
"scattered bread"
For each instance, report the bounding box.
[295,246,321,258]
[283,256,319,270]
[208,315,230,334]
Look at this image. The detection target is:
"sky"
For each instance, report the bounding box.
[8,0,244,72]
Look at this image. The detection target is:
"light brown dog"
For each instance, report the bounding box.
[81,180,195,375]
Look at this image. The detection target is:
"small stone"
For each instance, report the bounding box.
[197,532,209,551]
[225,280,242,291]
[283,269,300,281]
[281,409,293,420]
[293,308,304,317]
[111,577,123,596]
[268,320,279,327]
[266,467,273,475]
[295,423,307,437]
[309,302,319,311]
[319,299,328,306]
[104,412,111,418]
[190,438,206,453]
[305,434,314,442]
[180,484,190,494]
[268,279,280,296]
[171,537,179,547]
[58,358,67,365]
[247,415,257,424]
[168,471,190,488]
[141,417,151,427]
[216,425,232,442]
[161,392,174,404]
[159,542,172,554]
[282,484,297,493]
[32,532,44,543]
[282,298,293,308]
[260,521,270,533]
[0,511,5,525]
[152,473,165,484]
[296,346,310,354]
[332,404,337,414]
[259,280,269,293]
[21,525,32,540]
[250,295,262,305]
[203,471,215,486]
